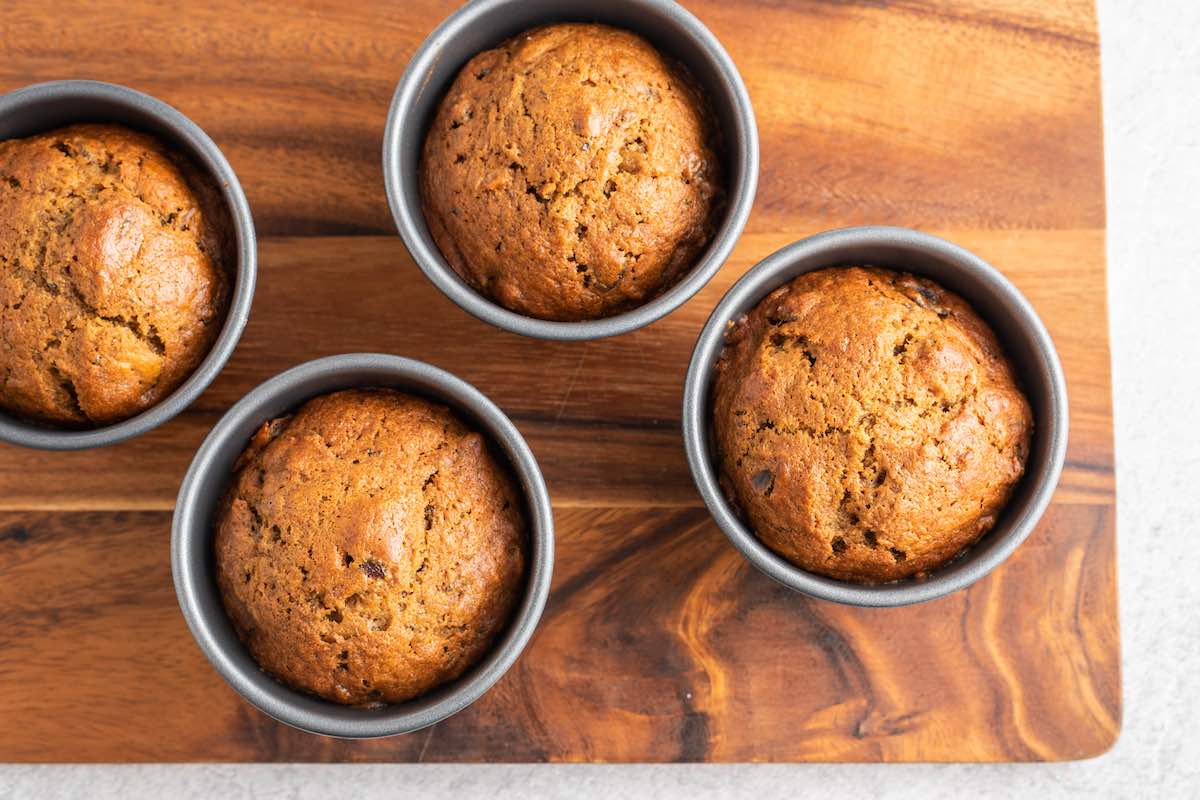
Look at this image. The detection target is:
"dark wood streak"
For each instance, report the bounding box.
[743,0,1096,48]
[499,659,555,762]
[1075,505,1122,732]
[957,590,1016,757]
[1063,458,1116,475]
[512,414,680,433]
[798,597,878,706]
[961,587,1043,761]
[250,218,394,238]
[677,698,712,762]
[854,709,926,740]
[1074,506,1103,701]
[894,0,1097,47]
[0,523,31,543]
[544,508,712,615]
[235,701,285,762]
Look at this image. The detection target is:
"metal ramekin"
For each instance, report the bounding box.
[171,353,555,738]
[383,0,759,341]
[0,80,256,450]
[682,227,1069,607]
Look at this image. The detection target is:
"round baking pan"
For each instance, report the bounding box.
[682,226,1068,607]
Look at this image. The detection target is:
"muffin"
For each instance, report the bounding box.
[712,267,1033,583]
[214,388,527,706]
[420,23,723,321]
[0,123,230,426]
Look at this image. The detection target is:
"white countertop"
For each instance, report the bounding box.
[4,1,1198,797]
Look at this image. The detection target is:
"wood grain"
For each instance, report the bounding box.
[0,232,1114,510]
[0,0,1103,236]
[0,0,1118,762]
[0,503,1117,762]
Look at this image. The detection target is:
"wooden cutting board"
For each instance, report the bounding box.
[0,0,1118,762]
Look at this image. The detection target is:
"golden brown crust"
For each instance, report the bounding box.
[214,389,528,706]
[0,123,230,426]
[420,23,723,321]
[712,267,1033,583]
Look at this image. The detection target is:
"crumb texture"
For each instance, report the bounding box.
[420,23,723,321]
[712,267,1034,582]
[0,123,230,426]
[214,389,528,706]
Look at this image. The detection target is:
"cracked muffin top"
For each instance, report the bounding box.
[419,23,723,321]
[712,267,1033,583]
[214,388,527,706]
[0,123,230,427]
